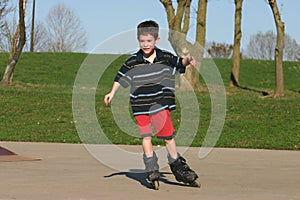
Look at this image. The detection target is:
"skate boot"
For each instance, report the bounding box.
[143,152,160,190]
[169,155,200,188]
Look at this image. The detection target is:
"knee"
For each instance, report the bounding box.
[143,136,152,142]
[165,138,174,145]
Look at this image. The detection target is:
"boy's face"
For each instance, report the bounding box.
[138,34,160,58]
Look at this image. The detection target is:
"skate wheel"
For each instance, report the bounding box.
[153,180,159,190]
[190,179,201,188]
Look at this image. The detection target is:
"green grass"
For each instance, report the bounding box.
[0,52,299,150]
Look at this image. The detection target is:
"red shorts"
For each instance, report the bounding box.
[135,109,175,140]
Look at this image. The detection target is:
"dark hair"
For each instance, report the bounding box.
[137,20,159,39]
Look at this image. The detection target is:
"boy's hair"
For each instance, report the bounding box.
[137,20,159,39]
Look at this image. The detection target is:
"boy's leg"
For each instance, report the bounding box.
[135,114,154,157]
[135,114,160,185]
[152,109,175,140]
[168,155,199,186]
[142,137,160,184]
[143,151,159,177]
[151,110,199,186]
[166,140,199,186]
[142,136,154,157]
[165,138,178,161]
[151,109,178,160]
[143,151,160,190]
[166,139,200,186]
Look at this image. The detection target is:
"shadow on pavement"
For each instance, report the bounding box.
[104,169,189,189]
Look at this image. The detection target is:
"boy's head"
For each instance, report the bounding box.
[137,20,160,58]
[137,20,159,39]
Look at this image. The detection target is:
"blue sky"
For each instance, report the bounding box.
[35,0,299,53]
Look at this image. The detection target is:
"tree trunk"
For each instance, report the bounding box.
[268,0,284,97]
[0,0,26,85]
[30,0,35,52]
[230,0,243,87]
[195,0,207,54]
[185,0,207,91]
[160,0,206,91]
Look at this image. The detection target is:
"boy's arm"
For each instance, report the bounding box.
[104,81,120,106]
[182,56,196,67]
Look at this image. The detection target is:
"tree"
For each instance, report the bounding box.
[230,0,243,87]
[0,0,9,29]
[206,41,233,58]
[44,3,87,52]
[246,31,298,61]
[160,0,207,91]
[31,21,48,52]
[296,45,300,61]
[283,34,299,61]
[29,0,35,52]
[0,6,18,52]
[0,4,47,53]
[268,0,285,97]
[246,31,276,60]
[0,0,13,51]
[0,0,26,85]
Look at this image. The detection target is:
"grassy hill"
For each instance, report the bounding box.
[0,52,299,150]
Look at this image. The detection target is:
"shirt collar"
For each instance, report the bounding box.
[136,47,163,63]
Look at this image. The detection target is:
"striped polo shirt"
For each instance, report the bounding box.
[114,47,186,116]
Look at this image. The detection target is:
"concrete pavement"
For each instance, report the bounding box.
[0,142,299,200]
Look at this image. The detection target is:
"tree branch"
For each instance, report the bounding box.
[13,0,26,62]
[182,0,191,35]
[159,0,175,30]
[173,0,187,32]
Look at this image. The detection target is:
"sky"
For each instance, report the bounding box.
[34,0,300,53]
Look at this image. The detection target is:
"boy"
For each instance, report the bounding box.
[104,20,200,189]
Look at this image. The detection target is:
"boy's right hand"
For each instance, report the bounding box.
[104,82,120,106]
[104,92,114,106]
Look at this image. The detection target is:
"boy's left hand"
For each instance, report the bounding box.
[184,56,196,67]
[188,56,196,67]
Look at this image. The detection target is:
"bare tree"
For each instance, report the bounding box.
[0,0,13,29]
[268,0,285,97]
[44,3,87,52]
[246,31,276,60]
[0,7,18,52]
[0,7,47,53]
[206,41,233,58]
[283,34,299,61]
[32,21,48,52]
[0,0,26,85]
[246,31,297,61]
[160,0,207,91]
[0,0,8,28]
[230,0,243,87]
[0,0,13,51]
[296,45,300,62]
